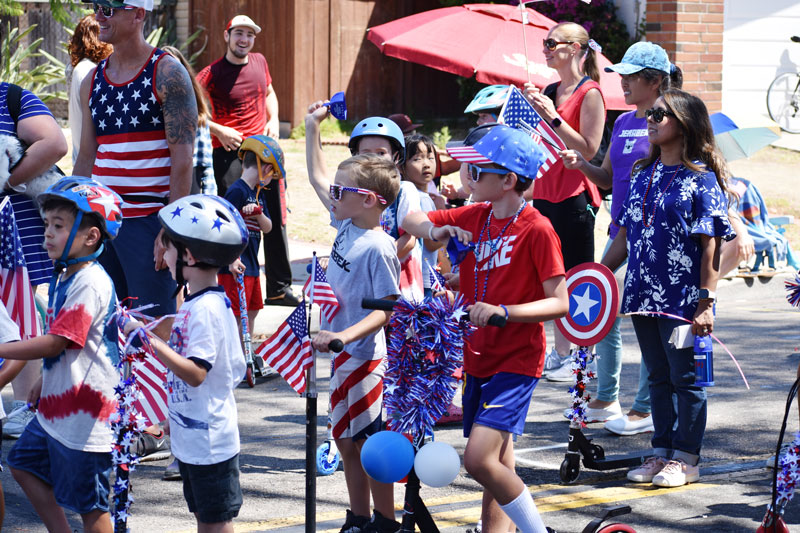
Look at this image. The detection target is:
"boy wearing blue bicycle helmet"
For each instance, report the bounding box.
[3,176,123,532]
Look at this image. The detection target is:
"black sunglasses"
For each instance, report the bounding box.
[92,2,136,17]
[645,107,676,124]
[543,38,574,51]
[467,163,512,183]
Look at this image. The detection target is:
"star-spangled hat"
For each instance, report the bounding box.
[446,124,547,182]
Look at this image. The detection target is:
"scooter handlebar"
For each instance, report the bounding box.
[360,298,506,327]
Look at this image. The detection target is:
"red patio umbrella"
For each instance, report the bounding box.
[367,3,631,111]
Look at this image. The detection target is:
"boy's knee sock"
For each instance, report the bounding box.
[499,489,548,533]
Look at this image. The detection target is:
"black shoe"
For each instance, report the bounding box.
[339,509,370,533]
[132,429,170,461]
[361,510,400,533]
[264,290,301,307]
[162,457,182,481]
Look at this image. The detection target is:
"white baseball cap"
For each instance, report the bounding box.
[226,15,261,34]
[91,0,154,11]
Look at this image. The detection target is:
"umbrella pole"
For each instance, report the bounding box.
[519,2,533,84]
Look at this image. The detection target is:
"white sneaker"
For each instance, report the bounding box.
[563,402,622,423]
[3,400,34,439]
[652,459,699,487]
[604,414,655,435]
[546,358,576,382]
[543,348,566,375]
[627,456,667,483]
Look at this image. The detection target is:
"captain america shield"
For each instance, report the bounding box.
[556,262,619,347]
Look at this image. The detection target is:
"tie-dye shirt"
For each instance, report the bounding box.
[39,262,119,452]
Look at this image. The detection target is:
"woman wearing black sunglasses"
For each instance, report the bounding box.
[601,89,734,488]
[560,42,682,436]
[522,22,606,378]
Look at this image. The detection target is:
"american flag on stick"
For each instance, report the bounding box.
[0,197,41,340]
[255,303,313,395]
[303,255,339,322]
[427,262,447,292]
[131,353,169,426]
[499,85,566,179]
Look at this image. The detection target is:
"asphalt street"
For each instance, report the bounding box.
[3,269,800,532]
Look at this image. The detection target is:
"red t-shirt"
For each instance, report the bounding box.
[196,53,272,150]
[534,80,605,207]
[428,203,565,378]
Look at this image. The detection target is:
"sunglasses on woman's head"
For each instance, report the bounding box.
[543,38,574,51]
[645,107,676,123]
[467,163,512,183]
[329,184,387,205]
[92,2,136,17]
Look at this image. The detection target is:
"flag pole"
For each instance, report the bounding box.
[519,1,533,84]
[305,252,317,533]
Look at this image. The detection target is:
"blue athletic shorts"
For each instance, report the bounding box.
[462,372,539,438]
[99,213,177,317]
[178,454,242,524]
[6,417,111,514]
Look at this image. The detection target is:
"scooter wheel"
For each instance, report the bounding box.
[316,441,341,475]
[559,457,580,484]
[590,443,605,461]
[597,524,636,533]
[245,365,256,388]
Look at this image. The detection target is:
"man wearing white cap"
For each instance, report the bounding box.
[198,15,298,307]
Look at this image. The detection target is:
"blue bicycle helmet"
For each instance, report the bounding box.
[464,85,511,115]
[38,176,123,291]
[348,117,406,161]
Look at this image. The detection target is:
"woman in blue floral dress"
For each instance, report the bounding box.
[601,89,735,488]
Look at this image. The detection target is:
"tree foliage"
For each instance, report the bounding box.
[0,0,87,26]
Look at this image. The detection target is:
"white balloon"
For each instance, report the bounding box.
[414,441,461,488]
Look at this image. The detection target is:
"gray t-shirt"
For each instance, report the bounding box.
[326,217,400,360]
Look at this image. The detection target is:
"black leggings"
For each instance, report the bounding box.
[533,191,596,271]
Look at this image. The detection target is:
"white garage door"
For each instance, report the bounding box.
[723,0,800,118]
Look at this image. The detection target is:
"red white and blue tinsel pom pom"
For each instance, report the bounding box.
[384,295,474,436]
[776,432,800,509]
[109,304,161,529]
[785,271,800,308]
[564,347,596,428]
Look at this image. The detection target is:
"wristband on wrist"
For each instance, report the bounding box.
[428,225,438,241]
[499,304,509,320]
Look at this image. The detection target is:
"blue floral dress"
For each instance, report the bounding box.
[616,159,735,320]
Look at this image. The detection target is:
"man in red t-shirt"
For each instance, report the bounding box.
[197,15,298,306]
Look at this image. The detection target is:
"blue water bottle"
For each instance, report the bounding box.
[694,335,714,387]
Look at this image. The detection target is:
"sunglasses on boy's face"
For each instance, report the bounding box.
[467,163,512,183]
[543,38,574,51]
[329,184,387,205]
[644,107,676,124]
[92,2,136,17]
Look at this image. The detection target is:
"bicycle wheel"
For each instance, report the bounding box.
[767,72,800,133]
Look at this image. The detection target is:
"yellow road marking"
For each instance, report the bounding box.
[170,481,712,532]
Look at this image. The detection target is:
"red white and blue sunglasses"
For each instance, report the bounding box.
[329,184,387,205]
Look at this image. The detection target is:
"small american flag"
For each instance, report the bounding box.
[303,256,339,322]
[0,197,41,340]
[131,353,169,426]
[255,303,312,395]
[427,262,447,292]
[499,86,566,179]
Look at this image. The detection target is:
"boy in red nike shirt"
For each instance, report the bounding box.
[402,125,568,533]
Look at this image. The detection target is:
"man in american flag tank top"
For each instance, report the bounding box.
[73,0,197,339]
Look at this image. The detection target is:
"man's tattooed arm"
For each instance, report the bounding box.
[156,54,197,202]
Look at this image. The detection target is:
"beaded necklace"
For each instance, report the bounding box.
[473,200,527,303]
[641,157,683,228]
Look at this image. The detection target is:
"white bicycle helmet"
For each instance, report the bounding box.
[158,194,248,268]
[464,85,511,115]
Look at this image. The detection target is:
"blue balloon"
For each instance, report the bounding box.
[360,430,414,484]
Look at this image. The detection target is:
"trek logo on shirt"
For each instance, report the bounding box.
[330,235,351,272]
[475,235,517,271]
